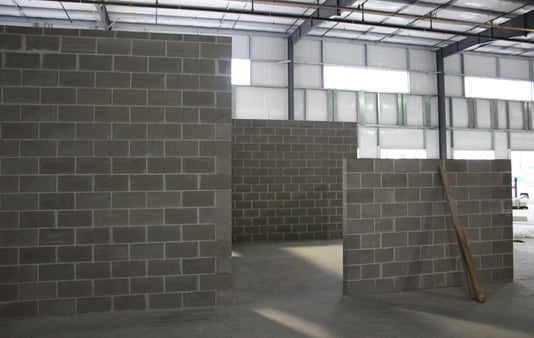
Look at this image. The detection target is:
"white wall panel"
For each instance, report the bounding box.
[510,132,534,150]
[251,61,287,86]
[445,75,463,97]
[497,101,507,129]
[500,58,530,80]
[306,90,328,121]
[409,49,435,72]
[232,35,249,58]
[336,91,357,122]
[362,92,377,124]
[380,128,424,149]
[494,132,509,159]
[430,97,438,127]
[251,36,287,60]
[444,54,461,75]
[410,73,436,95]
[367,45,407,70]
[295,39,321,63]
[426,130,439,159]
[476,99,492,128]
[235,87,287,120]
[323,41,365,66]
[454,130,492,150]
[295,89,305,121]
[406,95,423,126]
[379,94,398,125]
[295,64,322,88]
[451,98,469,127]
[509,101,524,129]
[464,54,497,77]
[358,127,378,158]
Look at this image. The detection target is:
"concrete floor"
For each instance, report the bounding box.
[2,239,534,338]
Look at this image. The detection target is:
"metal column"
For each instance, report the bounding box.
[436,49,447,160]
[288,35,295,120]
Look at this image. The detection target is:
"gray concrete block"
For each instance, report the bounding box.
[149,57,182,73]
[130,141,164,157]
[94,210,129,227]
[148,259,181,276]
[166,108,199,122]
[147,90,182,106]
[167,41,199,57]
[78,89,112,105]
[114,56,147,72]
[94,244,128,261]
[39,299,75,316]
[76,227,110,244]
[109,229,146,250]
[1,194,38,211]
[382,262,408,277]
[58,210,92,227]
[131,107,165,122]
[199,273,232,291]
[183,258,215,274]
[58,280,92,298]
[0,140,20,156]
[18,282,56,300]
[0,248,18,265]
[112,261,146,277]
[59,71,94,87]
[3,87,40,104]
[58,141,93,156]
[183,59,215,74]
[346,189,373,203]
[112,192,146,209]
[165,208,198,225]
[39,123,75,139]
[132,73,165,89]
[39,228,74,245]
[183,91,214,107]
[148,124,182,139]
[130,208,164,225]
[79,55,113,70]
[165,276,196,292]
[3,158,38,175]
[76,262,110,279]
[19,211,55,228]
[113,124,147,139]
[183,191,214,207]
[147,225,181,242]
[22,70,58,86]
[95,175,129,191]
[39,264,74,281]
[77,297,112,313]
[58,175,92,192]
[149,293,182,309]
[0,265,37,283]
[20,247,56,264]
[148,158,181,173]
[131,243,164,260]
[0,34,22,50]
[166,242,198,258]
[5,52,41,68]
[165,141,198,157]
[0,69,21,86]
[113,89,147,105]
[133,39,165,56]
[130,175,163,191]
[112,158,147,174]
[374,248,394,263]
[61,37,95,53]
[2,122,38,139]
[94,141,129,156]
[42,53,76,69]
[131,277,164,293]
[76,158,111,174]
[94,278,128,296]
[97,38,131,55]
[96,72,131,88]
[58,246,92,262]
[182,158,214,173]
[39,158,75,174]
[58,106,94,122]
[344,249,374,264]
[167,74,199,89]
[114,295,146,311]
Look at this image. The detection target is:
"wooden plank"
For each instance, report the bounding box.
[439,162,486,303]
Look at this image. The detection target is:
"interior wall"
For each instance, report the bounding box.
[232,119,357,241]
[343,159,513,294]
[0,25,232,318]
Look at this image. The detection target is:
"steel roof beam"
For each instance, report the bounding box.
[289,0,356,44]
[441,9,534,56]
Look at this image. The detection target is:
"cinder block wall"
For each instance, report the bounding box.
[232,119,357,241]
[343,159,513,295]
[0,26,232,317]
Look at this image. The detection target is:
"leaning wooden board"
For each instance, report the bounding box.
[439,162,486,303]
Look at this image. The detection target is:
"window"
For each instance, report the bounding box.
[232,59,251,86]
[380,149,427,159]
[465,77,533,101]
[324,65,409,93]
[453,150,495,160]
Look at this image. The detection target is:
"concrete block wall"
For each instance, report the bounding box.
[0,26,232,318]
[232,119,357,241]
[343,159,513,295]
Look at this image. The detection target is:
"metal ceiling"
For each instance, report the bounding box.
[1,0,534,56]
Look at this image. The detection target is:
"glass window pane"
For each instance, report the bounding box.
[251,61,287,87]
[454,150,495,159]
[232,59,250,85]
[323,65,409,93]
[465,77,533,101]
